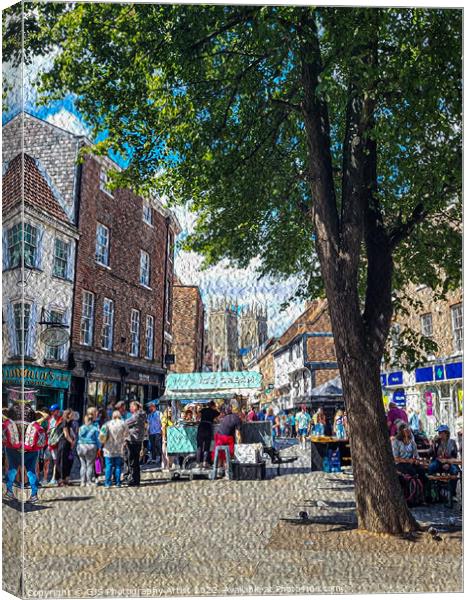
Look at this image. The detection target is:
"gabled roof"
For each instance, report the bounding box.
[2,153,73,225]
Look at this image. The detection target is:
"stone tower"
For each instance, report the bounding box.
[207,298,240,371]
[239,303,268,352]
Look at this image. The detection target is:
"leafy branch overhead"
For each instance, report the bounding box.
[4,3,461,335]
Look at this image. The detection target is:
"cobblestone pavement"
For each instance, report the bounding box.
[3,443,463,597]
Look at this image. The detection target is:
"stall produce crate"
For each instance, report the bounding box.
[232,461,266,481]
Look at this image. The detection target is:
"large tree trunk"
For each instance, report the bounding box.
[323,258,419,533]
[331,318,419,533]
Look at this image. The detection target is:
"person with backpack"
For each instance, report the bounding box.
[55,409,76,487]
[2,402,48,503]
[77,414,101,486]
[99,410,129,488]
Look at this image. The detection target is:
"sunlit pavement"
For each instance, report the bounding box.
[3,443,462,597]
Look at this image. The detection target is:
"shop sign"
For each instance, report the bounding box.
[415,366,434,383]
[380,374,387,387]
[445,362,462,380]
[434,365,445,381]
[425,391,433,416]
[138,373,150,382]
[388,371,403,386]
[2,364,72,389]
[392,389,406,407]
[166,370,263,392]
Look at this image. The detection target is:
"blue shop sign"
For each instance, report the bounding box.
[2,364,72,389]
[445,362,462,380]
[393,389,406,407]
[415,366,434,383]
[388,371,403,386]
[434,365,445,381]
[380,374,387,386]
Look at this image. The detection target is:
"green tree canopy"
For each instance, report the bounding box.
[3,3,462,533]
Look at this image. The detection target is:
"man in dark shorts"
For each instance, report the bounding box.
[213,403,243,467]
[196,401,220,468]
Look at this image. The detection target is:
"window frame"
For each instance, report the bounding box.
[140,250,150,287]
[96,223,110,266]
[145,315,154,360]
[45,310,65,360]
[130,309,140,357]
[53,238,70,279]
[451,303,463,352]
[142,201,153,225]
[420,313,433,338]
[99,170,113,196]
[13,301,31,357]
[7,222,38,269]
[101,298,114,351]
[80,291,95,346]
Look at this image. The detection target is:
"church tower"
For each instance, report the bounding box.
[239,303,268,352]
[207,298,240,371]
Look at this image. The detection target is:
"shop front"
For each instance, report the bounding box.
[68,354,166,415]
[382,359,463,438]
[2,363,72,410]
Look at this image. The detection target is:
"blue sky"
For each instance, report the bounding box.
[3,54,306,338]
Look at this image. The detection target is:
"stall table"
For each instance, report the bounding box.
[310,436,351,471]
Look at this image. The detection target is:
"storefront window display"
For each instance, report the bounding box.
[124,384,146,404]
[87,380,119,407]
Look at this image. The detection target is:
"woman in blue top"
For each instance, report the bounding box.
[77,415,100,486]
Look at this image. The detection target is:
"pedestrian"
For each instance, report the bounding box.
[125,401,146,486]
[266,407,276,426]
[196,400,220,468]
[115,400,132,421]
[56,409,76,487]
[257,407,267,421]
[314,407,327,435]
[213,402,242,468]
[99,410,128,488]
[77,414,100,486]
[161,406,174,470]
[2,402,47,503]
[147,400,163,466]
[455,410,463,458]
[35,407,50,483]
[288,411,297,438]
[43,404,62,485]
[295,405,311,449]
[387,401,408,438]
[408,407,422,434]
[333,409,347,439]
[428,425,460,497]
[247,406,258,422]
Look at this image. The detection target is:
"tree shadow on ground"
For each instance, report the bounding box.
[280,513,357,533]
[2,498,51,513]
[43,495,94,503]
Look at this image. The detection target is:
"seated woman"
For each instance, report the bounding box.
[428,425,460,497]
[392,423,428,500]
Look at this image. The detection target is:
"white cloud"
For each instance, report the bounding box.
[45,108,91,136]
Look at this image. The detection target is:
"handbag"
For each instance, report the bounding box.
[95,450,103,475]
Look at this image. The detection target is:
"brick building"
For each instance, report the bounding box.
[3,112,180,413]
[170,281,205,373]
[383,284,463,437]
[69,152,180,412]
